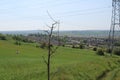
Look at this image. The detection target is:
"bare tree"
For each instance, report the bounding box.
[42,12,59,80]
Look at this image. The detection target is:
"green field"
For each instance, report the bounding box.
[0,40,120,80]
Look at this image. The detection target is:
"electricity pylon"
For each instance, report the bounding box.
[109,0,120,54]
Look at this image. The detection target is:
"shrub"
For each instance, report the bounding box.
[114,42,120,46]
[15,41,21,46]
[0,34,7,40]
[79,44,84,49]
[113,48,120,56]
[40,42,47,49]
[93,47,97,51]
[105,48,112,53]
[96,49,104,56]
[62,44,65,47]
[50,44,53,47]
[12,35,22,41]
[36,44,40,48]
[72,45,75,48]
[22,39,34,43]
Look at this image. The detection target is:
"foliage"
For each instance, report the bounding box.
[79,44,84,49]
[22,38,34,43]
[72,45,75,48]
[93,47,97,51]
[62,44,65,47]
[12,35,22,41]
[105,48,112,53]
[14,41,21,45]
[12,35,34,43]
[96,49,104,56]
[113,48,120,56]
[83,40,87,44]
[36,44,40,48]
[114,42,120,46]
[0,34,7,40]
[40,42,47,49]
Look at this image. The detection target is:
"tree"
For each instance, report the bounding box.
[0,34,7,40]
[42,12,59,80]
[43,22,58,80]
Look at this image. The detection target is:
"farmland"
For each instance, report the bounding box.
[0,40,120,80]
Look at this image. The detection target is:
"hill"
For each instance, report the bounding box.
[0,40,120,80]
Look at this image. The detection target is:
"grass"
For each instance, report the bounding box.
[0,40,120,80]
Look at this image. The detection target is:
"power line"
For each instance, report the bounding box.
[38,6,111,19]
[53,6,111,18]
[57,6,111,15]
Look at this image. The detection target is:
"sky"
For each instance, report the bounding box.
[0,0,112,31]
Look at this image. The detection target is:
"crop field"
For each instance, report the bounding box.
[0,40,120,80]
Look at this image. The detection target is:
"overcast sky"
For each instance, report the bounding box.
[0,0,112,31]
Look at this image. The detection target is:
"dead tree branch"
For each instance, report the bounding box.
[43,11,59,80]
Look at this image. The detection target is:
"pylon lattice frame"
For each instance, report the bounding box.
[109,0,120,51]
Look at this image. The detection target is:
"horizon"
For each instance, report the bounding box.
[0,29,111,32]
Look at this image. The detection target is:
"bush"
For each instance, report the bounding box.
[15,41,21,46]
[12,35,22,41]
[36,44,40,48]
[72,45,75,48]
[22,39,34,43]
[40,42,47,49]
[113,48,120,56]
[62,44,65,47]
[114,42,120,46]
[96,49,104,56]
[106,48,112,53]
[0,34,7,40]
[79,44,84,49]
[93,47,97,51]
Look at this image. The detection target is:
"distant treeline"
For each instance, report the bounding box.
[1,30,120,37]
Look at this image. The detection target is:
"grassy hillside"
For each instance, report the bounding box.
[0,40,120,80]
